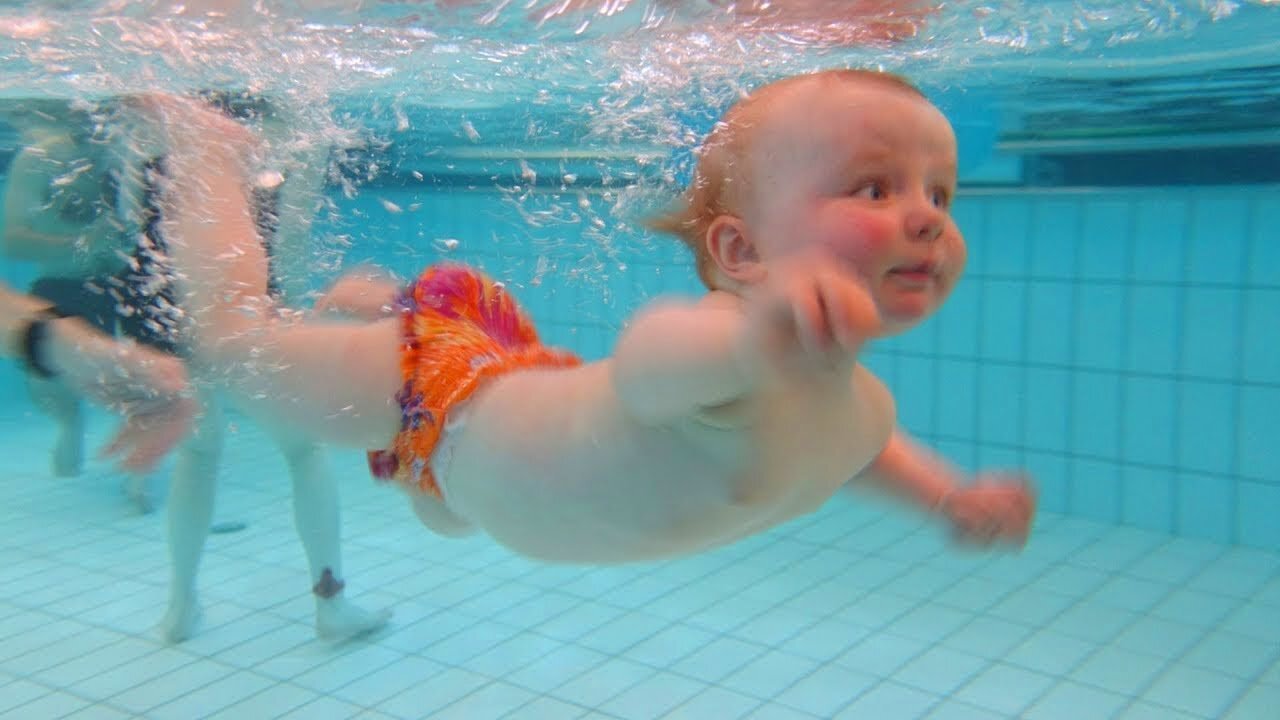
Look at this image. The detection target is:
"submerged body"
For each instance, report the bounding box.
[137,69,1034,579]
[231,277,895,564]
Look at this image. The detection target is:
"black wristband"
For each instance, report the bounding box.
[20,308,71,379]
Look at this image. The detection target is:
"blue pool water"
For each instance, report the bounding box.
[1,1,1278,718]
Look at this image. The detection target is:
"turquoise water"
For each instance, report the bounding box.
[2,1,1279,718]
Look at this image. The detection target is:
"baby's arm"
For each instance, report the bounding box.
[612,297,754,424]
[850,431,960,511]
[850,431,1036,547]
[614,250,884,425]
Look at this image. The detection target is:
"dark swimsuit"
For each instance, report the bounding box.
[29,157,284,356]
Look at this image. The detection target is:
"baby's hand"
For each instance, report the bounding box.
[939,474,1036,548]
[748,255,880,371]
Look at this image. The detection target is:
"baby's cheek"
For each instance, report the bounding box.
[825,214,898,265]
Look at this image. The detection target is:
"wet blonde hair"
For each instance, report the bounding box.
[649,69,926,289]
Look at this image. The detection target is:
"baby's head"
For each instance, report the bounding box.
[654,69,967,334]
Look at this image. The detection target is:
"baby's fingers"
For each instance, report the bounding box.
[789,284,831,357]
[817,271,879,353]
[947,488,1034,549]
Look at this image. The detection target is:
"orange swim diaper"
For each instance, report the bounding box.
[367,264,581,499]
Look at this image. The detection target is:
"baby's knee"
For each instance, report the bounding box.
[314,268,400,320]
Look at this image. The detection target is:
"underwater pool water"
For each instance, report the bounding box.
[1,1,1278,718]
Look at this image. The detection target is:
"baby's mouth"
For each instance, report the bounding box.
[888,262,938,287]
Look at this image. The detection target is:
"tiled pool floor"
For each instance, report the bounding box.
[1,409,1277,719]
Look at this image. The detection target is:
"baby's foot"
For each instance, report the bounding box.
[160,596,202,643]
[315,596,391,642]
[52,430,83,477]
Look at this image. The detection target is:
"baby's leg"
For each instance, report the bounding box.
[313,266,401,321]
[275,435,391,640]
[161,393,224,643]
[28,376,84,477]
[139,97,401,450]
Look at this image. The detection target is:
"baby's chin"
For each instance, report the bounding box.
[876,299,938,336]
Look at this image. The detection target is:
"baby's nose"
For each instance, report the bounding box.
[905,204,945,242]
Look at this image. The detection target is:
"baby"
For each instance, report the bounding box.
[136,68,1034,567]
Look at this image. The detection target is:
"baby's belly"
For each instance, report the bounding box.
[443,404,771,561]
[438,364,874,564]
[452,439,756,562]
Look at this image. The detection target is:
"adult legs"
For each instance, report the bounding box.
[275,434,391,640]
[27,375,84,478]
[160,391,224,643]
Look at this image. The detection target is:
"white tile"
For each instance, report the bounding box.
[431,681,538,720]
[953,663,1054,717]
[507,644,608,694]
[774,664,877,718]
[576,611,671,655]
[74,647,196,702]
[600,671,706,720]
[62,703,135,720]
[274,695,365,720]
[210,682,323,719]
[376,666,491,719]
[2,691,92,719]
[1223,681,1280,720]
[108,657,239,715]
[661,687,760,720]
[549,657,654,708]
[624,623,718,667]
[333,656,445,707]
[721,650,821,700]
[290,643,403,693]
[502,695,590,719]
[147,670,275,720]
[1145,663,1250,719]
[0,679,50,714]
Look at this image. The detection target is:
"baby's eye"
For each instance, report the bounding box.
[852,182,887,200]
[931,187,952,209]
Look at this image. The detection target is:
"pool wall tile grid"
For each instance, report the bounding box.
[1,414,1278,719]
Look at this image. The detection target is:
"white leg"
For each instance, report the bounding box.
[30,374,159,512]
[276,436,391,640]
[122,470,159,515]
[28,375,84,477]
[160,394,223,643]
[141,104,401,450]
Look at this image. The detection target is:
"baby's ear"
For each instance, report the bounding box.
[705,214,765,285]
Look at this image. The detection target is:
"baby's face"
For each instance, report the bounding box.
[743,80,966,334]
